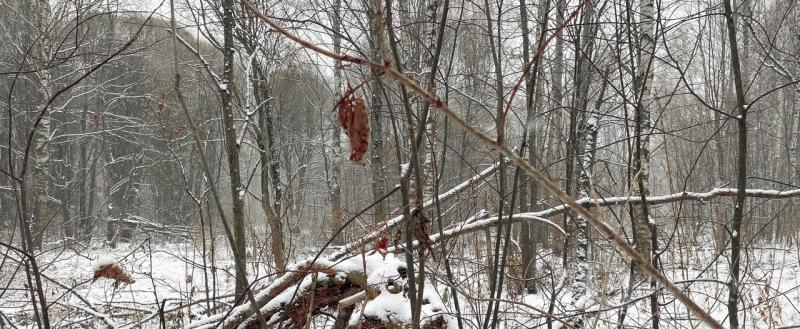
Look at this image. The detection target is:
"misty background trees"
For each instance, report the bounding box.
[1,0,799,327]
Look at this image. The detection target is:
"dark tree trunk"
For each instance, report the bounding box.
[220,0,248,299]
[723,0,749,326]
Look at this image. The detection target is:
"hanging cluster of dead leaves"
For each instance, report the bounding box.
[337,91,369,164]
[92,262,135,287]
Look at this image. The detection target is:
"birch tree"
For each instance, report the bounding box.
[631,0,656,278]
[31,0,52,251]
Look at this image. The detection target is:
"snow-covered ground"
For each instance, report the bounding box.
[1,241,242,328]
[512,245,800,328]
[2,239,799,328]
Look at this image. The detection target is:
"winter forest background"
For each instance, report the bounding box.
[1,0,799,327]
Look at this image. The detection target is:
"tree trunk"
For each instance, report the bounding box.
[32,96,50,250]
[518,0,550,295]
[329,0,345,245]
[368,0,387,225]
[255,69,286,274]
[631,0,655,280]
[220,0,248,299]
[56,137,73,241]
[551,0,565,186]
[572,115,599,300]
[266,106,282,215]
[421,0,441,201]
[79,104,90,242]
[713,108,727,252]
[570,4,598,318]
[31,0,52,251]
[722,0,749,326]
[571,77,607,314]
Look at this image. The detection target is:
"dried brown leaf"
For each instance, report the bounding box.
[92,263,135,287]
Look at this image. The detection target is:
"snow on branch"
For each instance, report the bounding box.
[170,31,223,86]
[390,187,800,255]
[516,187,800,219]
[62,304,119,329]
[329,162,500,261]
[185,258,335,329]
[388,187,800,257]
[388,211,565,254]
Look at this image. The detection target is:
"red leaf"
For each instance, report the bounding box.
[375,235,389,250]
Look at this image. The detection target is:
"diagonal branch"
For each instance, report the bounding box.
[169,30,223,85]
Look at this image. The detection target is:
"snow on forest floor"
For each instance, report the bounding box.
[1,239,800,328]
[1,240,243,328]
[510,245,800,328]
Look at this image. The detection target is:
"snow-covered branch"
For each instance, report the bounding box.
[388,210,565,254]
[329,162,500,260]
[235,97,272,146]
[516,187,800,219]
[171,31,223,86]
[396,187,800,254]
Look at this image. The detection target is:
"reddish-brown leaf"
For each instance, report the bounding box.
[348,99,369,164]
[92,263,135,287]
[336,91,369,165]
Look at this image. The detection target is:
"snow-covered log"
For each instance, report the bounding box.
[106,215,193,240]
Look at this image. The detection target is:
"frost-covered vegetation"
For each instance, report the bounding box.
[3,238,800,327]
[1,0,800,328]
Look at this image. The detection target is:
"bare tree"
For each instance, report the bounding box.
[722,0,749,326]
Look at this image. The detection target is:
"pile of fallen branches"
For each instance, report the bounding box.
[188,254,451,329]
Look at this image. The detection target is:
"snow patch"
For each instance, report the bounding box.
[93,256,117,271]
[400,163,410,177]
